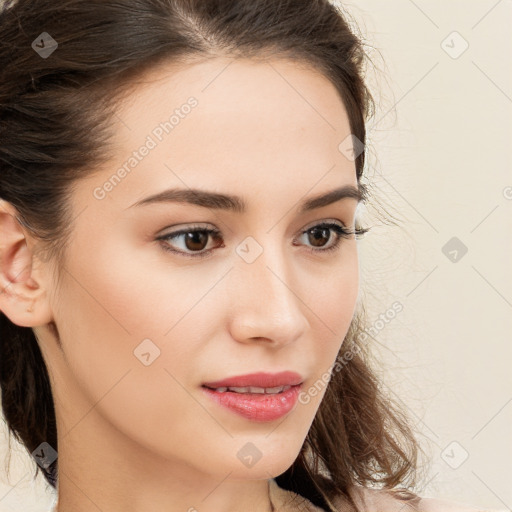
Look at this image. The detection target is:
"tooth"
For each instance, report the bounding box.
[215,385,292,394]
[265,386,285,394]
[227,386,250,393]
[248,387,266,394]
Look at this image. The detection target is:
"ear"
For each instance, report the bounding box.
[0,199,54,327]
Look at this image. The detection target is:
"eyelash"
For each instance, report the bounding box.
[156,222,370,260]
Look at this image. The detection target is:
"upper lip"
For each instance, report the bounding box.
[202,371,304,389]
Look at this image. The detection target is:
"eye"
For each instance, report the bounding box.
[294,221,369,255]
[156,221,370,259]
[156,224,223,260]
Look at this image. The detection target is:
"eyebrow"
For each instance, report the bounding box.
[127,183,366,213]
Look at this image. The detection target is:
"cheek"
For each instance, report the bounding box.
[304,251,359,380]
[309,249,359,333]
[52,230,196,420]
[52,247,217,463]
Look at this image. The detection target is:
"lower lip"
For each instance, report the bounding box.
[201,384,302,422]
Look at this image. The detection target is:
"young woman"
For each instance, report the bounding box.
[0,1,502,511]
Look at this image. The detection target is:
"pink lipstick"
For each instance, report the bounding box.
[201,371,303,422]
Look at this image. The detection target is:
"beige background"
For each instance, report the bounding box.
[1,0,511,511]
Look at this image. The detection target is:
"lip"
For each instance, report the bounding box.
[201,383,303,422]
[202,371,304,389]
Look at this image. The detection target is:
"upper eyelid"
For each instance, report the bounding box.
[301,218,347,231]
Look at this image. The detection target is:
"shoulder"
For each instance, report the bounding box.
[267,478,507,512]
[335,485,508,512]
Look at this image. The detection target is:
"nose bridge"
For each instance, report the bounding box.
[227,234,309,344]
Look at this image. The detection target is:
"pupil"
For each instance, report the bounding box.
[185,231,208,251]
[309,227,330,247]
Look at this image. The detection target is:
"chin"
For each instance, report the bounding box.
[225,440,303,481]
[228,459,295,481]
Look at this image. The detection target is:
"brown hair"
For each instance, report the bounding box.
[0,0,424,510]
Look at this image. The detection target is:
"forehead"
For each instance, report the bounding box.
[80,56,357,215]
[116,55,348,127]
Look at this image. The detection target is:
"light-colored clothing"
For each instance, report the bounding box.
[47,479,509,511]
[268,478,510,512]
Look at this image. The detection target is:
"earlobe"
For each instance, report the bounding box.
[0,200,53,327]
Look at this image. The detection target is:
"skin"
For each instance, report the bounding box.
[0,56,362,512]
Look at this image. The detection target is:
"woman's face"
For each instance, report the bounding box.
[38,56,362,482]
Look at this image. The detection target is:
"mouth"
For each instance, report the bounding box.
[200,371,305,421]
[200,382,303,422]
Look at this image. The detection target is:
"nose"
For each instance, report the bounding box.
[227,242,309,348]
